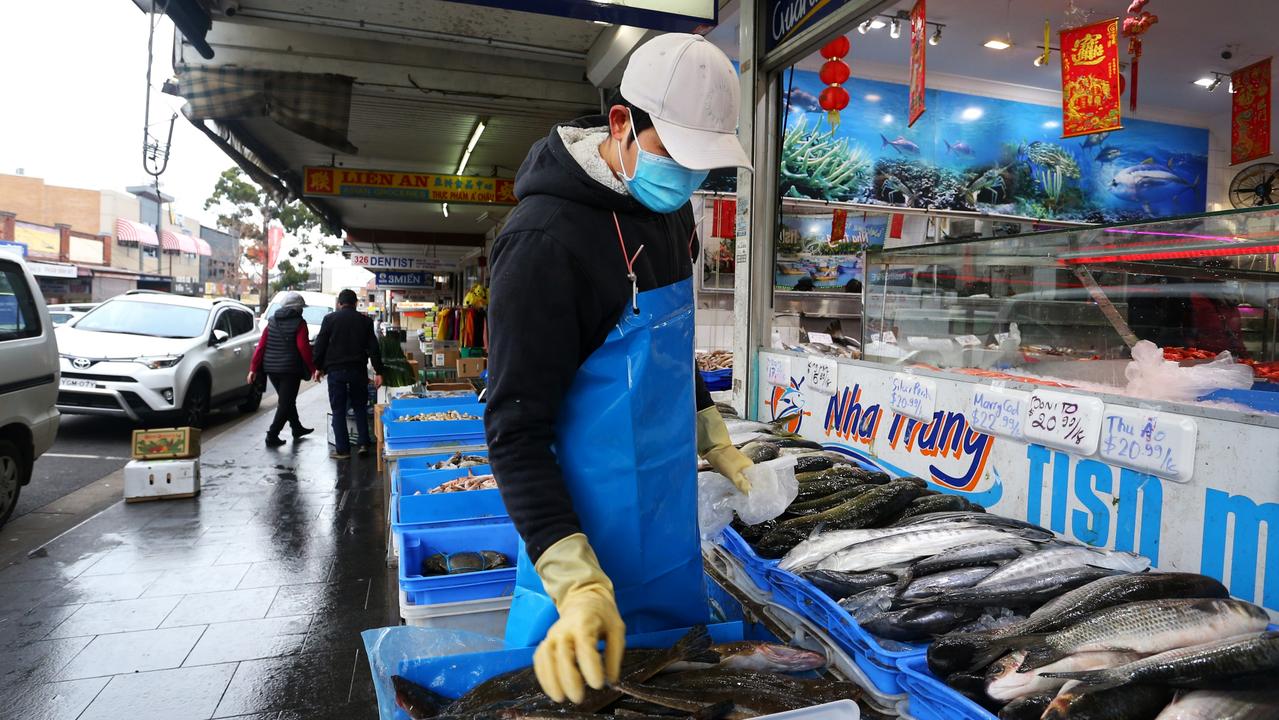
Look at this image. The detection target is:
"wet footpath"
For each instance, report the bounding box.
[0,386,395,719]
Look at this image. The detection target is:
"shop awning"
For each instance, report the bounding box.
[115,218,159,246]
[159,230,203,254]
[193,236,213,256]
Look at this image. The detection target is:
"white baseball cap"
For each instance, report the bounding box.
[620,33,752,171]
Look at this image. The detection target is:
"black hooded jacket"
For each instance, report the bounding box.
[484,116,713,562]
[263,306,306,376]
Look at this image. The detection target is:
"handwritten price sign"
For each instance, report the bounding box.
[765,356,791,388]
[889,374,938,420]
[1024,390,1104,455]
[970,386,1028,439]
[1100,407,1197,483]
[807,358,838,395]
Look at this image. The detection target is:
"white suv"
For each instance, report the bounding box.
[0,254,60,527]
[54,291,262,427]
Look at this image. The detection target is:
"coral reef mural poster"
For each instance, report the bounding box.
[775,212,886,290]
[781,71,1208,223]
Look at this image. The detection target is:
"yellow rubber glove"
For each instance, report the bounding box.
[532,533,626,704]
[697,406,753,493]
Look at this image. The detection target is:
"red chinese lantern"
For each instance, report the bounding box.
[819,35,852,127]
[1122,0,1159,112]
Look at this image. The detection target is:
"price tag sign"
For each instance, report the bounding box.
[995,332,1011,344]
[970,386,1028,439]
[881,331,897,344]
[1024,390,1104,455]
[807,332,834,345]
[1099,406,1197,482]
[807,357,838,395]
[956,335,982,347]
[765,355,791,388]
[889,373,938,420]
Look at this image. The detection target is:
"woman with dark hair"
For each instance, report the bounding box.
[248,291,315,447]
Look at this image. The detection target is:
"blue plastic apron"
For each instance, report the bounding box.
[504,217,707,647]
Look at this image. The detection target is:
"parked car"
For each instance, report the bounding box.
[54,291,262,427]
[0,254,60,527]
[262,290,336,344]
[46,302,97,327]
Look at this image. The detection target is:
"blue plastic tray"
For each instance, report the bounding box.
[390,395,479,410]
[701,368,732,391]
[383,402,487,446]
[397,519,519,606]
[395,450,490,474]
[1201,387,1279,413]
[396,465,493,495]
[897,655,994,720]
[394,470,506,527]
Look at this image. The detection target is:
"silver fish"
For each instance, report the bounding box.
[818,525,1034,573]
[906,537,1036,578]
[778,526,922,572]
[899,565,999,601]
[985,650,1140,702]
[838,585,896,623]
[975,544,1149,589]
[1013,599,1271,672]
[1154,689,1279,720]
[1045,630,1279,691]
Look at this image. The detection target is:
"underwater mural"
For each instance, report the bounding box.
[775,212,886,290]
[781,70,1209,223]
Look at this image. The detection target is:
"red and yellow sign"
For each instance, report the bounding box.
[1059,19,1123,139]
[907,0,927,128]
[303,167,517,206]
[1231,58,1272,166]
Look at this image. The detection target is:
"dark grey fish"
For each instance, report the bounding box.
[1042,685,1173,720]
[908,566,1119,610]
[898,565,999,601]
[803,568,899,600]
[860,605,981,642]
[997,694,1054,720]
[907,538,1034,578]
[738,441,781,463]
[1044,630,1279,692]
[890,510,1040,531]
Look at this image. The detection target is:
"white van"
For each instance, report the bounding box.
[0,254,60,527]
[263,290,337,344]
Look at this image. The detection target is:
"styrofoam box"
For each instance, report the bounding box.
[326,411,373,447]
[124,458,200,501]
[399,591,511,638]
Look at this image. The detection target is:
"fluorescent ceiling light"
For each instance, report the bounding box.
[1193,77,1215,87]
[984,38,1012,50]
[456,119,487,175]
[868,18,887,29]
[865,93,882,102]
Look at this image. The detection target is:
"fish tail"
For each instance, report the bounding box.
[1038,669,1123,691]
[881,134,890,147]
[945,140,953,153]
[672,624,715,664]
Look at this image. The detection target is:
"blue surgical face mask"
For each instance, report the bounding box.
[617,112,709,214]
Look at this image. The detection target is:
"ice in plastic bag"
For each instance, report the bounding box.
[1124,340,1253,403]
[698,455,799,538]
[362,626,506,720]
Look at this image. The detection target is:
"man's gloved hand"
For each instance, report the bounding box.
[533,533,625,704]
[697,406,754,493]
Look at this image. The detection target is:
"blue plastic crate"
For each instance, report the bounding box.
[719,526,778,592]
[1200,387,1279,413]
[395,450,489,474]
[390,395,479,411]
[394,470,505,528]
[700,367,732,391]
[396,465,493,495]
[897,655,994,720]
[397,520,519,606]
[383,402,487,448]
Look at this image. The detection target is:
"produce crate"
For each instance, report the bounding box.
[382,402,486,450]
[397,519,519,606]
[396,450,489,474]
[399,591,511,637]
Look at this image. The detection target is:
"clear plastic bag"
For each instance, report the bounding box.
[698,455,799,538]
[1124,340,1254,403]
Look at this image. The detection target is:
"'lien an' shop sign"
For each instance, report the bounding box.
[303,167,516,206]
[767,0,858,53]
[374,271,431,288]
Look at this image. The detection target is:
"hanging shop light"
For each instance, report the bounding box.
[889,17,901,39]
[442,203,449,218]
[817,35,851,128]
[857,21,869,34]
[929,26,941,46]
[868,18,887,30]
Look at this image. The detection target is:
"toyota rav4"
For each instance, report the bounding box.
[54,291,263,427]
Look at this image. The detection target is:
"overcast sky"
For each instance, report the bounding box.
[0,1,232,226]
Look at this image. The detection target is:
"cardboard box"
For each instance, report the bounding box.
[326,410,373,447]
[427,382,473,391]
[374,403,387,472]
[456,357,486,378]
[433,349,460,368]
[124,458,200,502]
[131,427,201,460]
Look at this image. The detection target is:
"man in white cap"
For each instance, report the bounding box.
[484,33,754,703]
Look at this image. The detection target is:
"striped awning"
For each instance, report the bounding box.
[194,236,213,256]
[115,218,158,246]
[159,230,202,254]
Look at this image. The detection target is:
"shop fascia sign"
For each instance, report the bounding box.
[303,166,515,207]
[26,261,78,279]
[374,271,430,288]
[0,240,27,258]
[436,0,714,32]
[767,0,857,52]
[349,254,456,272]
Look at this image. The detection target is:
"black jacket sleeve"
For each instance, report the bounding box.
[695,370,713,412]
[484,231,587,562]
[313,314,332,370]
[366,323,385,375]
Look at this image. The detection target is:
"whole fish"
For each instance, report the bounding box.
[945,139,976,156]
[911,566,1120,610]
[794,466,862,483]
[769,437,824,449]
[616,679,808,719]
[882,493,972,524]
[394,675,448,719]
[778,481,922,533]
[889,510,1041,532]
[881,134,921,154]
[779,526,917,571]
[927,572,1231,676]
[792,479,874,504]
[667,642,826,674]
[861,605,981,642]
[898,565,999,601]
[838,585,897,623]
[906,537,1035,578]
[985,650,1141,702]
[649,668,860,706]
[423,550,510,576]
[1154,689,1279,720]
[997,693,1054,720]
[817,525,1034,573]
[1082,132,1110,149]
[1095,146,1122,163]
[738,441,781,463]
[803,568,899,600]
[1045,630,1279,692]
[1110,160,1198,205]
[784,486,873,515]
[974,545,1149,589]
[751,527,810,559]
[1010,599,1271,672]
[1042,685,1174,720]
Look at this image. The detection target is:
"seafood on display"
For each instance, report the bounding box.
[421,550,510,576]
[431,452,489,470]
[696,350,733,371]
[427,474,497,494]
[397,410,480,422]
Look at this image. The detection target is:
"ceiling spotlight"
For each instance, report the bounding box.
[1193,77,1215,87]
[442,203,449,218]
[868,18,887,30]
[984,38,1012,50]
[1207,77,1223,92]
[929,27,941,46]
[889,18,901,39]
[857,21,869,34]
[1033,54,1047,67]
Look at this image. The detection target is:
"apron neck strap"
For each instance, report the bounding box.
[612,212,645,315]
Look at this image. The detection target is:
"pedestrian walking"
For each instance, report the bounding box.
[313,289,384,459]
[248,291,316,447]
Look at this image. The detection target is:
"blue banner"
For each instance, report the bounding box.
[437,1,716,33]
[374,270,429,288]
[767,0,854,53]
[0,240,27,257]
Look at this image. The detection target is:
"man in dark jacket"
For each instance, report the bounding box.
[248,291,315,447]
[484,33,753,705]
[313,289,384,459]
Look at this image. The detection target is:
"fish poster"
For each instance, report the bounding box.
[782,70,1209,223]
[775,212,885,290]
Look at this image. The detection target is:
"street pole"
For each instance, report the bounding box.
[155,178,163,282]
[261,205,271,313]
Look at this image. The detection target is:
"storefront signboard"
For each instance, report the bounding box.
[26,261,78,279]
[0,240,27,257]
[374,271,430,288]
[438,0,714,33]
[350,254,456,272]
[1059,18,1123,138]
[303,167,516,206]
[758,352,1278,615]
[766,0,856,53]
